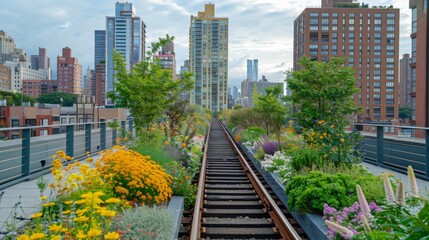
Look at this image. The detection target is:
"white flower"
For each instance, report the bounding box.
[407,166,419,198]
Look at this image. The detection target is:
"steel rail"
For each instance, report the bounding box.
[218,120,302,240]
[190,121,211,239]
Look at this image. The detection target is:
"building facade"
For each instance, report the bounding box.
[31,47,51,80]
[106,2,146,105]
[57,47,82,94]
[241,80,284,107]
[400,53,412,109]
[189,3,229,111]
[246,59,259,81]
[155,40,176,79]
[0,30,16,63]
[0,64,10,90]
[22,79,57,98]
[294,2,399,123]
[409,0,427,131]
[4,61,50,92]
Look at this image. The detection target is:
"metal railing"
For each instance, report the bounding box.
[0,119,134,190]
[351,123,429,180]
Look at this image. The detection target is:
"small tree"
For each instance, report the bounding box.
[399,107,411,120]
[108,35,193,136]
[38,92,76,106]
[287,57,359,131]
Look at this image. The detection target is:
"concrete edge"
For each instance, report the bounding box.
[167,196,184,240]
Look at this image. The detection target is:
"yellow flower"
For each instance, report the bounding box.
[86,151,90,156]
[340,138,345,143]
[40,195,47,201]
[64,200,73,205]
[319,136,324,140]
[74,216,89,222]
[104,232,120,240]
[87,228,102,237]
[49,224,63,232]
[330,124,334,128]
[29,233,45,240]
[390,173,395,177]
[30,212,43,219]
[43,202,55,207]
[86,157,94,163]
[100,209,116,217]
[56,150,66,158]
[75,199,86,205]
[51,235,61,240]
[164,140,169,145]
[76,231,86,239]
[105,198,121,204]
[62,210,71,215]
[75,208,88,216]
[181,142,187,148]
[17,235,30,240]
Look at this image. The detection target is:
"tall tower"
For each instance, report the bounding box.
[31,47,51,79]
[57,47,82,94]
[106,2,146,105]
[189,3,229,111]
[0,30,16,63]
[399,53,412,109]
[294,1,399,123]
[94,30,106,106]
[253,59,258,81]
[247,59,253,80]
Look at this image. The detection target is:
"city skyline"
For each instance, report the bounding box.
[0,0,410,88]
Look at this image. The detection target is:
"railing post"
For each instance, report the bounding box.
[128,119,133,136]
[112,127,117,147]
[21,128,31,178]
[121,121,126,137]
[66,125,74,157]
[426,129,429,177]
[100,122,106,150]
[85,123,91,153]
[376,126,384,166]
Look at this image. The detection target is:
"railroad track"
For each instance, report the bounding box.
[181,119,306,239]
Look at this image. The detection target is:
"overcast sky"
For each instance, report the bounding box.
[0,0,410,89]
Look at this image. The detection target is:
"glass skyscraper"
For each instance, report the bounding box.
[189,3,229,111]
[106,2,146,105]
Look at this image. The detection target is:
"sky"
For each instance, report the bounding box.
[0,0,411,89]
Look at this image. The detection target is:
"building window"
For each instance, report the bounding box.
[387,19,395,25]
[12,119,19,127]
[310,12,319,17]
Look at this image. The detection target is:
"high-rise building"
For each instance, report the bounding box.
[189,3,229,111]
[106,2,146,105]
[400,53,412,109]
[232,86,239,100]
[94,30,106,106]
[409,0,427,131]
[4,61,49,92]
[31,48,51,71]
[22,79,57,98]
[294,1,399,122]
[57,47,82,94]
[246,59,259,81]
[0,30,16,63]
[154,40,176,78]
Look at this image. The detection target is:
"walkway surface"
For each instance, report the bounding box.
[0,161,427,238]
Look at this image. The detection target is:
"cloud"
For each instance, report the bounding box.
[59,21,72,29]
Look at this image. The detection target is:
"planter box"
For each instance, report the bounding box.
[234,139,328,240]
[167,196,184,240]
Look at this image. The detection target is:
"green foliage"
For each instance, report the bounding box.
[109,34,193,133]
[254,147,265,159]
[285,171,384,214]
[112,206,173,239]
[240,126,265,143]
[399,107,411,120]
[288,146,325,171]
[287,57,360,131]
[37,92,76,106]
[0,90,35,106]
[163,162,197,209]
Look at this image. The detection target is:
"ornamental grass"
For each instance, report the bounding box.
[96,146,173,204]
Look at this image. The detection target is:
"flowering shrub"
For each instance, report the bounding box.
[323,202,382,239]
[96,146,173,204]
[260,151,292,183]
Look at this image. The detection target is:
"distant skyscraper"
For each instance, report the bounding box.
[232,86,238,99]
[0,30,16,63]
[0,64,11,90]
[106,2,146,105]
[246,59,258,81]
[154,40,176,78]
[57,47,82,94]
[94,30,106,105]
[241,80,283,107]
[189,3,229,111]
[31,47,51,79]
[400,53,412,109]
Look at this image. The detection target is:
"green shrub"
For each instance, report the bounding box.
[285,171,384,214]
[254,147,265,159]
[163,162,197,209]
[286,171,356,214]
[288,146,325,171]
[113,206,173,239]
[240,126,265,143]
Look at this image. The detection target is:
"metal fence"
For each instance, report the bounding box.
[352,123,429,180]
[0,119,134,190]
